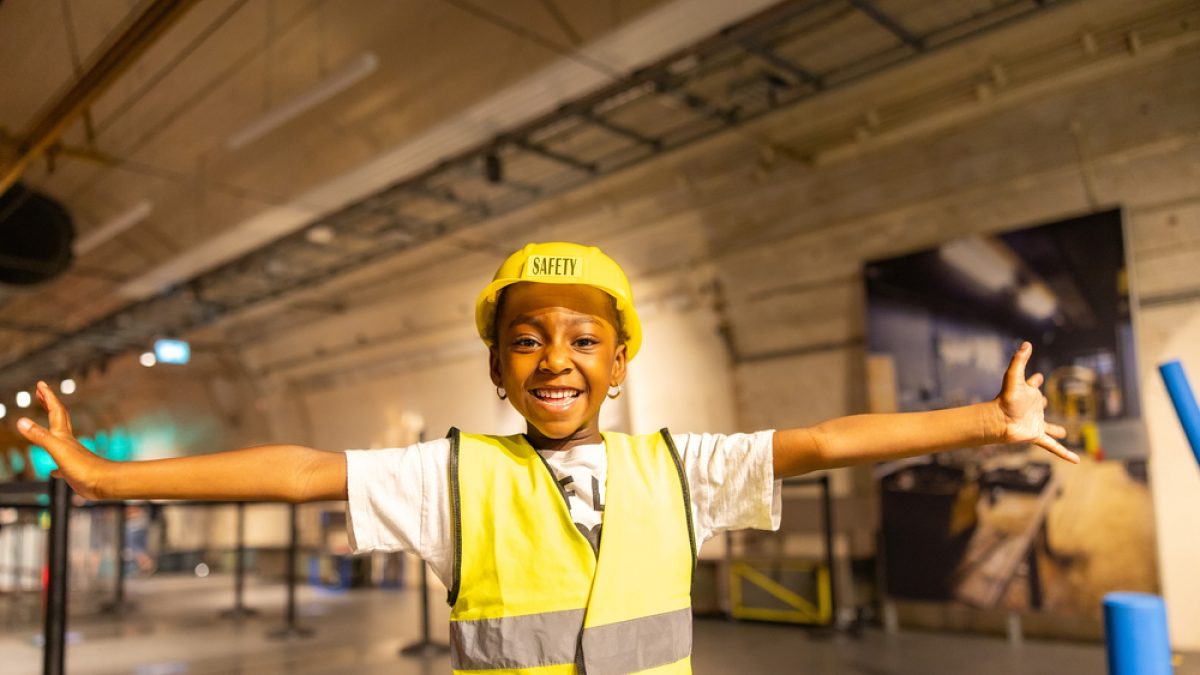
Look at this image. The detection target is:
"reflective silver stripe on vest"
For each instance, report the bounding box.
[451,608,585,670]
[451,607,692,673]
[582,607,692,675]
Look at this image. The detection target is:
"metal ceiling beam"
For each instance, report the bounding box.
[512,139,598,174]
[0,320,69,337]
[409,184,491,217]
[578,112,662,149]
[658,85,737,124]
[0,0,200,195]
[741,40,823,87]
[847,0,923,51]
[0,0,1077,391]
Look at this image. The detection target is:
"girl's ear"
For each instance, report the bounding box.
[488,347,503,386]
[610,342,628,386]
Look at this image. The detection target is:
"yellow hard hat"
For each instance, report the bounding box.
[475,242,642,359]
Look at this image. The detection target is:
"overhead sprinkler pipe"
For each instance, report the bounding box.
[0,0,200,196]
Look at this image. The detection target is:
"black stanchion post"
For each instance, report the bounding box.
[220,502,257,619]
[100,504,130,614]
[401,428,448,659]
[820,475,838,628]
[268,502,312,639]
[283,504,300,631]
[43,477,70,675]
[399,563,450,658]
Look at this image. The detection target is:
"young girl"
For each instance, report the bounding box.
[18,242,1076,674]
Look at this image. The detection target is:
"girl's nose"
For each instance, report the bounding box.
[539,342,572,373]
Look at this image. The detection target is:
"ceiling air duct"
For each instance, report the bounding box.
[0,183,75,285]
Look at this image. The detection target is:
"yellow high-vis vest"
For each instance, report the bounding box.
[446,428,697,675]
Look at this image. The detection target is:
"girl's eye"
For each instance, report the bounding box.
[574,337,598,348]
[513,337,540,348]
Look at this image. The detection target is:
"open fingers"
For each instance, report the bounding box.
[1036,434,1079,463]
[36,381,73,436]
[1004,342,1031,389]
[1045,422,1067,439]
[17,417,96,494]
[17,416,67,453]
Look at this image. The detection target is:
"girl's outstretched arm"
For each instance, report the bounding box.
[772,342,1079,479]
[16,381,346,502]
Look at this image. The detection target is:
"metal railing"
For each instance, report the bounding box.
[0,480,345,675]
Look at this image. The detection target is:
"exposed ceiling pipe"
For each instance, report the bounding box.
[0,0,200,196]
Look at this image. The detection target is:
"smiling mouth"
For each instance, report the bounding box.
[529,387,582,409]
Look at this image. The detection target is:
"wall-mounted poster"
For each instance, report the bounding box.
[864,209,1158,626]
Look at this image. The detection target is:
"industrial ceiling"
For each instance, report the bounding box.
[0,0,1194,393]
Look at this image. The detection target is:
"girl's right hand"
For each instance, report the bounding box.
[16,381,108,499]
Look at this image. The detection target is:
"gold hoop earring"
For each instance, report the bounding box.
[496,386,507,400]
[607,384,622,399]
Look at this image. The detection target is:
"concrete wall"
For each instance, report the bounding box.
[1136,278,1200,649]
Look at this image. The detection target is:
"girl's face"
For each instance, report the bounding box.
[490,282,627,449]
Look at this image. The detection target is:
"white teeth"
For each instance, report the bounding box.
[533,389,580,401]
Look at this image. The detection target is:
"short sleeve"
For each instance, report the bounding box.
[671,430,781,544]
[344,438,454,584]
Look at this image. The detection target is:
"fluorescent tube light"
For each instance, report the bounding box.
[74,200,153,255]
[226,52,379,151]
[938,237,1016,293]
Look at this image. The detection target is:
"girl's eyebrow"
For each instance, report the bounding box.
[507,314,603,329]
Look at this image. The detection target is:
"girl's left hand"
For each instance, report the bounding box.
[995,342,1079,463]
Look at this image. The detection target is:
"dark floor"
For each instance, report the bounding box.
[0,575,1193,674]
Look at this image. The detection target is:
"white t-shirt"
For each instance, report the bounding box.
[345,431,781,586]
[537,443,606,554]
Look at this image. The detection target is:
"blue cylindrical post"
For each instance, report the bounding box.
[1103,592,1172,675]
[1159,360,1200,467]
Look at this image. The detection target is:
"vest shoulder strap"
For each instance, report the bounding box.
[658,427,697,569]
[446,426,462,607]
